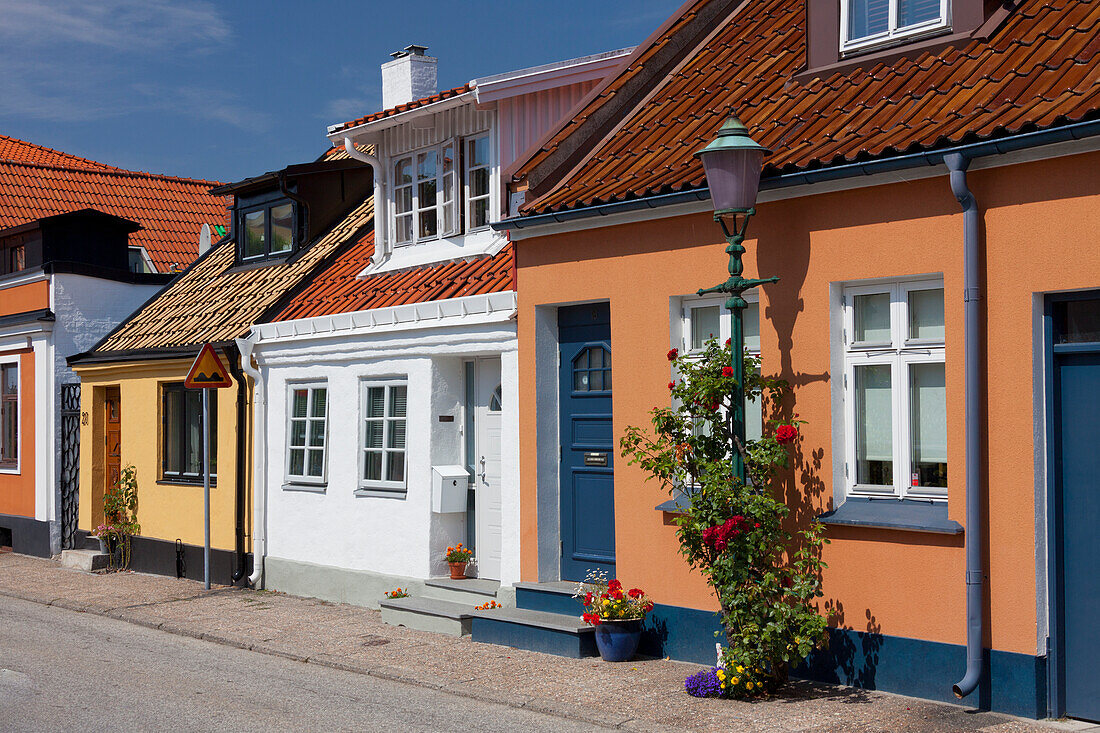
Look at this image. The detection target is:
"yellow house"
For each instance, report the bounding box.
[69,152,373,583]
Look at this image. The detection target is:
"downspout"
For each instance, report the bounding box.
[225,343,249,584]
[236,334,266,587]
[343,137,386,266]
[946,153,985,700]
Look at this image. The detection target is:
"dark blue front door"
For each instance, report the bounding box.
[559,303,615,581]
[1052,297,1100,722]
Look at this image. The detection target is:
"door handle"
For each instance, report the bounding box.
[478,456,486,482]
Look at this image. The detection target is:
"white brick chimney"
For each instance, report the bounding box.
[381,44,437,109]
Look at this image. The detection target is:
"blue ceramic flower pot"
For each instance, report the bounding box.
[594,619,642,662]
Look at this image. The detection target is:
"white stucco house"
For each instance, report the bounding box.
[240,46,631,607]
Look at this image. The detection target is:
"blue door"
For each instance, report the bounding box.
[559,303,615,581]
[1052,297,1100,722]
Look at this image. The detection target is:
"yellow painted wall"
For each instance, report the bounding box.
[74,358,252,552]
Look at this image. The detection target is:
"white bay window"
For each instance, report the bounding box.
[843,279,946,499]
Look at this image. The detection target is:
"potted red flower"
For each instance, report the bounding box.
[574,570,654,662]
[443,543,474,579]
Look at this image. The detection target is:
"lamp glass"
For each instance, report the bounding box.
[699,147,765,213]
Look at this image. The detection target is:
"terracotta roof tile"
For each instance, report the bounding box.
[330,85,474,134]
[94,197,374,353]
[0,136,226,271]
[275,237,514,322]
[518,0,1100,215]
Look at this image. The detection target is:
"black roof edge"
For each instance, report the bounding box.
[0,308,55,329]
[209,158,367,196]
[43,261,173,285]
[67,341,234,368]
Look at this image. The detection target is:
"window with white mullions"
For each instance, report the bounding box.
[286,383,328,483]
[842,0,948,53]
[465,135,491,230]
[682,297,762,442]
[0,363,17,468]
[393,143,458,247]
[843,279,946,499]
[360,382,408,492]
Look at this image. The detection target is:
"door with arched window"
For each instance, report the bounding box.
[474,357,503,580]
[558,303,615,581]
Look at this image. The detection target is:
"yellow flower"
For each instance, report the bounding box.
[736,665,744,673]
[717,670,725,680]
[731,677,739,685]
[746,681,754,690]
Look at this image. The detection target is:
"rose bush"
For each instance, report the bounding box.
[620,337,829,697]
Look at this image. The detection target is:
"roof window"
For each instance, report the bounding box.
[238,199,297,263]
[841,0,948,53]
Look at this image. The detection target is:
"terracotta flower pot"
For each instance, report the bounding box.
[448,561,467,580]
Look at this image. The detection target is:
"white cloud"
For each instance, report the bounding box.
[0,0,230,51]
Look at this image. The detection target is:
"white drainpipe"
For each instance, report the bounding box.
[343,137,386,266]
[236,334,267,587]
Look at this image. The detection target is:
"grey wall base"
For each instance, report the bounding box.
[0,514,53,557]
[265,556,430,610]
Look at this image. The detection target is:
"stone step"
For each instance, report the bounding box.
[60,549,109,573]
[469,606,597,658]
[513,581,583,616]
[380,596,474,637]
[421,577,501,605]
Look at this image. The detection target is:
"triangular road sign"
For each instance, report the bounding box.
[185,343,233,389]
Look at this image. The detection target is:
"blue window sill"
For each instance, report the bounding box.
[816,497,962,535]
[655,487,694,514]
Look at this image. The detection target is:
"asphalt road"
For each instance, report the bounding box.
[0,594,605,732]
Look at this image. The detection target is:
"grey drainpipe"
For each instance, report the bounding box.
[946,153,984,700]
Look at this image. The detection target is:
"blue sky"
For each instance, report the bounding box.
[0,0,683,183]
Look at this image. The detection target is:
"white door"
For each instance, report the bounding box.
[475,358,503,580]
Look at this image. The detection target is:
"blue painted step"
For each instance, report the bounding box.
[513,581,583,616]
[470,607,597,658]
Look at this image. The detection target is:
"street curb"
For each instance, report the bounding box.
[0,586,649,730]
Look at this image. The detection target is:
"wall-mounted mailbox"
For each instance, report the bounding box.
[432,464,470,513]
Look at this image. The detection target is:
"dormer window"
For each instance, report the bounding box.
[239,200,296,261]
[390,133,493,248]
[842,0,948,53]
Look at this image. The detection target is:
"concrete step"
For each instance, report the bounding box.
[380,596,474,637]
[469,606,597,658]
[422,577,502,605]
[60,549,109,573]
[514,581,583,616]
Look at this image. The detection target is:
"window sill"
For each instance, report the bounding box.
[354,487,407,500]
[816,497,962,534]
[655,487,695,514]
[226,254,291,273]
[157,478,218,488]
[282,482,326,493]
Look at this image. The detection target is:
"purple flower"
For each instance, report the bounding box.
[684,667,722,698]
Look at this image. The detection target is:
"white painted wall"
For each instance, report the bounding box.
[255,306,521,586]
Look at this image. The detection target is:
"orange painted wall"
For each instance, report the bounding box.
[516,150,1100,657]
[0,281,49,317]
[0,350,36,517]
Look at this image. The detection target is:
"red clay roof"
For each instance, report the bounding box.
[330,84,474,134]
[518,0,1100,215]
[0,135,227,272]
[0,134,122,172]
[275,237,514,322]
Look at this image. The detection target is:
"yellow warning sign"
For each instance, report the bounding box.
[184,343,233,389]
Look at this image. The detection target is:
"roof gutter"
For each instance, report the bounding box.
[493,118,1100,231]
[342,138,385,267]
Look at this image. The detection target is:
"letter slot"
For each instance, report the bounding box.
[584,452,608,467]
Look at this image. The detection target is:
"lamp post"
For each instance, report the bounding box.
[695,116,777,485]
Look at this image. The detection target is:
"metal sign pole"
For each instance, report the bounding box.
[203,387,211,590]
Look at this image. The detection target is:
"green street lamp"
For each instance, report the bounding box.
[695,115,778,485]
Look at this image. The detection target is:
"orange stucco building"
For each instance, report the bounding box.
[497,0,1100,720]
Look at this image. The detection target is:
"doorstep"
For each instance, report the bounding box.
[379,596,474,637]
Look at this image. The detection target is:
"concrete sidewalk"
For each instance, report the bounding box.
[0,553,1066,732]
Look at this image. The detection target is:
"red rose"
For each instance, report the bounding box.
[754,522,760,528]
[776,424,798,444]
[722,366,734,377]
[601,593,609,600]
[611,590,624,600]
[584,592,593,605]
[628,588,643,598]
[668,381,675,390]
[644,602,654,612]
[608,579,622,592]
[667,348,678,361]
[725,338,731,346]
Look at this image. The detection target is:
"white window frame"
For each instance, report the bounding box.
[840,0,950,54]
[464,133,492,232]
[357,379,409,494]
[390,142,457,248]
[842,278,947,500]
[0,359,19,474]
[284,381,328,486]
[680,294,763,442]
